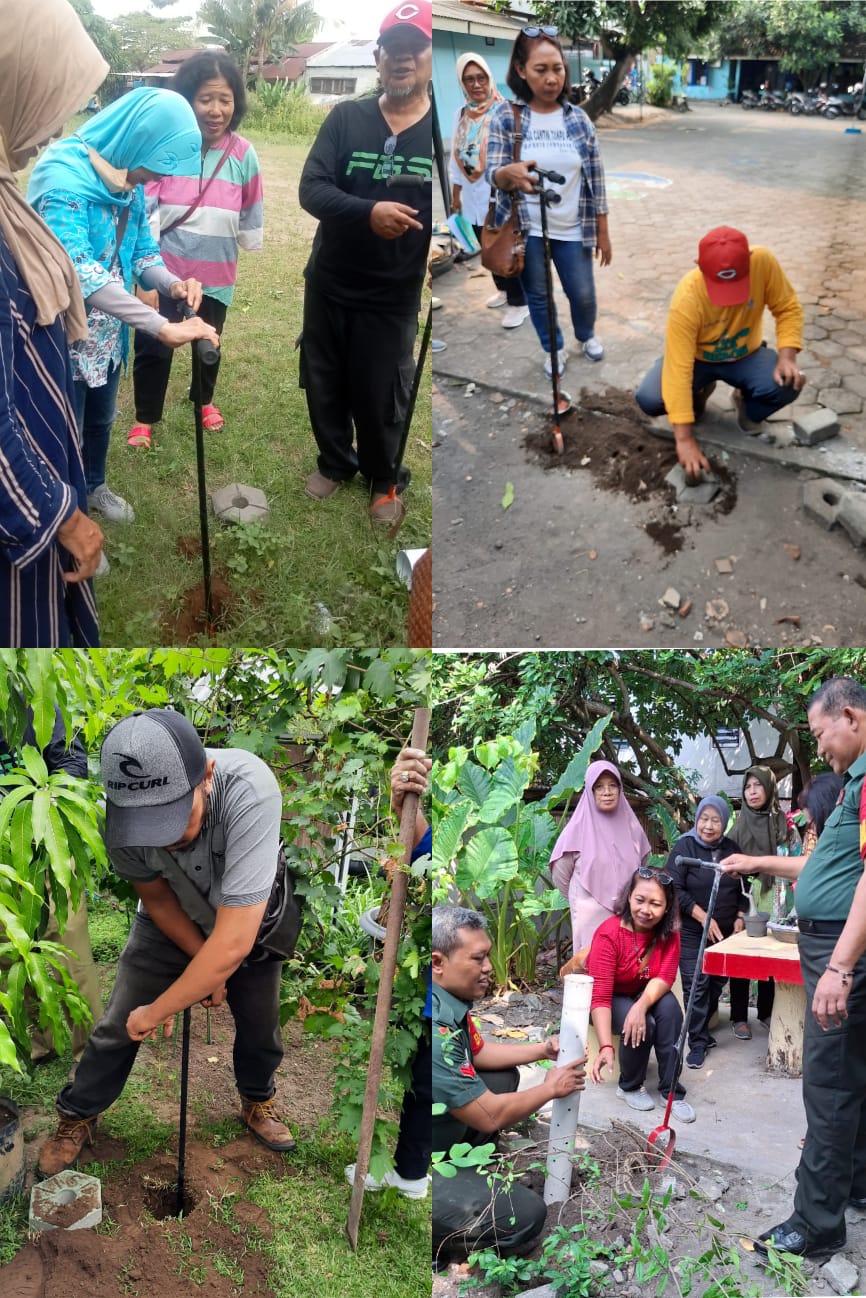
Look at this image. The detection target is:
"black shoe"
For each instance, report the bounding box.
[706,1036,718,1050]
[686,1045,705,1069]
[849,1196,866,1210]
[754,1220,846,1259]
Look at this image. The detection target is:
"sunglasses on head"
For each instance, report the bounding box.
[522,25,559,37]
[637,866,672,886]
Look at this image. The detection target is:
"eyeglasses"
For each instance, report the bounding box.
[522,25,559,37]
[382,134,397,179]
[637,866,672,886]
[462,74,490,86]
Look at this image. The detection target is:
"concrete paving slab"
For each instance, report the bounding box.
[793,408,841,444]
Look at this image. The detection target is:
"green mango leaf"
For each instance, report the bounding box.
[0,899,31,956]
[44,804,72,890]
[0,1020,22,1072]
[0,782,37,845]
[24,650,57,750]
[546,713,614,806]
[456,827,520,898]
[31,786,49,849]
[19,745,48,787]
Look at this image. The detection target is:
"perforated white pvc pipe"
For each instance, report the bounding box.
[544,973,592,1205]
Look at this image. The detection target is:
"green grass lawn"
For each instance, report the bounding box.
[70,133,431,646]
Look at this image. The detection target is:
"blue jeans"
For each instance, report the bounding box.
[72,362,121,495]
[635,343,802,424]
[520,236,596,355]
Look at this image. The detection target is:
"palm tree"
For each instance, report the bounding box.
[199,0,321,82]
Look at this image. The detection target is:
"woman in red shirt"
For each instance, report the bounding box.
[587,867,695,1123]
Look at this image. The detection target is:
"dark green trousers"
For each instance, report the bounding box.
[792,933,866,1241]
[433,1067,546,1261]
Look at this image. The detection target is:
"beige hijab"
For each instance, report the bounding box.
[0,0,107,341]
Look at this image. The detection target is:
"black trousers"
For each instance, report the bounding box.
[394,1026,431,1180]
[729,974,774,1024]
[612,991,686,1098]
[299,290,417,494]
[132,293,227,423]
[57,914,284,1117]
[433,1065,546,1260]
[791,932,866,1241]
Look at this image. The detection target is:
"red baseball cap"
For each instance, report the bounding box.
[379,1,432,43]
[697,227,751,306]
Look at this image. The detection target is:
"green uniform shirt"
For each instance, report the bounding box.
[432,983,487,1154]
[795,751,866,920]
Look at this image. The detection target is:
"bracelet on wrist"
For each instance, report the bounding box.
[598,1043,615,1053]
[826,963,851,985]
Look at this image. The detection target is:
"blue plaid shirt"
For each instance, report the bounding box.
[484,99,608,243]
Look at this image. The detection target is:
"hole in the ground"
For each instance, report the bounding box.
[143,1179,199,1220]
[822,490,841,506]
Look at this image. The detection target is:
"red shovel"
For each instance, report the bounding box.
[647,857,722,1168]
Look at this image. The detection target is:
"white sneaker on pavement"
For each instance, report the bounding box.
[670,1098,696,1123]
[486,291,508,309]
[616,1085,655,1112]
[543,347,568,378]
[501,305,530,329]
[87,484,135,524]
[344,1163,429,1200]
[582,336,605,361]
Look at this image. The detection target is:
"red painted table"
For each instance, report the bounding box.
[703,930,804,1076]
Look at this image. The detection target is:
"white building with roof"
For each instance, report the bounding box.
[304,39,378,103]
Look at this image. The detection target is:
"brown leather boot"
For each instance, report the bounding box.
[240,1097,296,1151]
[37,1115,97,1178]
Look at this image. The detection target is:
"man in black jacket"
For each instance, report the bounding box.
[298,1,432,526]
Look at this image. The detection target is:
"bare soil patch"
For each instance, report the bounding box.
[523,387,738,554]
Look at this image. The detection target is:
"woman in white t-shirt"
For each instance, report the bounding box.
[486,28,612,385]
[449,53,529,330]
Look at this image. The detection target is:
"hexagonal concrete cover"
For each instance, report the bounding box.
[211,482,270,525]
[30,1169,102,1231]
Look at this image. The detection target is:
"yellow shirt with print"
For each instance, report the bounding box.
[661,246,804,426]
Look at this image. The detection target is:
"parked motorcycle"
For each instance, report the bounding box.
[788,90,820,115]
[740,89,760,109]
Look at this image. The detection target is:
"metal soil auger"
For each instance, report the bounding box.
[183,305,221,627]
[647,855,722,1168]
[176,1006,192,1216]
[346,705,431,1250]
[529,164,568,454]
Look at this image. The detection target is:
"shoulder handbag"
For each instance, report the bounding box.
[480,103,525,279]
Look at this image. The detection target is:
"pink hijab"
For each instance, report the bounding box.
[550,760,651,911]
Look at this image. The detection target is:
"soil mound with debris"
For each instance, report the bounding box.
[524,387,737,553]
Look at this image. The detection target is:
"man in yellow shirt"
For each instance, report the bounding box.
[635,227,805,477]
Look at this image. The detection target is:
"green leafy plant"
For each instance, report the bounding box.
[432,716,611,988]
[647,61,677,106]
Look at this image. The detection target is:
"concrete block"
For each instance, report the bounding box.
[802,477,844,530]
[30,1170,102,1231]
[792,408,840,445]
[211,483,270,525]
[838,491,866,547]
[821,1254,860,1296]
[664,463,720,504]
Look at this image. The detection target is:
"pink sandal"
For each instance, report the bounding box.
[127,423,152,449]
[201,404,224,431]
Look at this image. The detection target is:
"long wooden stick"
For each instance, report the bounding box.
[346,706,431,1249]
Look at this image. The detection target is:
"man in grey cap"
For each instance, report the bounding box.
[38,708,296,1177]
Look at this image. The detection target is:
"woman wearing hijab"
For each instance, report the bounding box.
[551,760,651,957]
[0,0,107,645]
[666,797,748,1068]
[28,87,219,548]
[449,53,529,329]
[719,766,801,1037]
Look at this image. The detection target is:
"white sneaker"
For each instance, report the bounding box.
[95,551,110,577]
[502,305,530,329]
[486,291,508,309]
[670,1098,696,1123]
[87,484,135,524]
[582,336,605,361]
[431,296,442,310]
[616,1085,655,1112]
[543,347,568,378]
[344,1163,429,1200]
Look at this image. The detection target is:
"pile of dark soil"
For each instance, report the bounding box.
[524,387,738,554]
